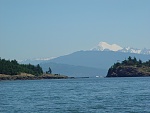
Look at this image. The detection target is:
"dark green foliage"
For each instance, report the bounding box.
[0,58,43,76]
[46,67,52,74]
[128,56,132,61]
[110,56,150,70]
[107,56,150,77]
[144,60,150,67]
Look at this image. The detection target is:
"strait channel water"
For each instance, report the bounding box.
[0,77,150,113]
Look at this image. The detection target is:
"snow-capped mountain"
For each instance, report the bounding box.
[18,57,55,65]
[120,47,141,53]
[91,42,150,55]
[92,42,123,51]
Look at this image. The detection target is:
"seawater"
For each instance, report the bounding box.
[0,77,150,113]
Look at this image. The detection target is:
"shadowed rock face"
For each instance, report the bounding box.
[106,66,150,77]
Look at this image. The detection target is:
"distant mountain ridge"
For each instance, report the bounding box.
[19,41,150,77]
[47,51,150,69]
[20,41,150,65]
[19,57,54,65]
[91,42,150,55]
[40,51,150,77]
[40,62,107,77]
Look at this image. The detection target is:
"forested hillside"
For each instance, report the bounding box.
[107,56,150,77]
[0,58,43,76]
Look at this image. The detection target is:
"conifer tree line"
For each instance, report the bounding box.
[111,56,150,69]
[0,58,43,76]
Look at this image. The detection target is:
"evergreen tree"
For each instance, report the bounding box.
[109,56,149,69]
[0,58,43,76]
[48,67,52,74]
[128,56,132,61]
[46,67,52,74]
[133,57,137,64]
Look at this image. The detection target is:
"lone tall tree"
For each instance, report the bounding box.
[46,67,52,74]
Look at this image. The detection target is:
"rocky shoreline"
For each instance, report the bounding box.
[106,56,150,77]
[106,66,150,77]
[0,73,69,81]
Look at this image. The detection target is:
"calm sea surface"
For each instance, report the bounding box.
[0,77,150,113]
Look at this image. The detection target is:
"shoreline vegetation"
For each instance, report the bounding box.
[1,56,150,80]
[106,56,150,77]
[0,58,70,81]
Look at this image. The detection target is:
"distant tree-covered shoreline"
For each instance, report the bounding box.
[110,56,150,69]
[107,56,150,77]
[0,58,43,76]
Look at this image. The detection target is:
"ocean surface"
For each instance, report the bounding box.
[0,77,150,113]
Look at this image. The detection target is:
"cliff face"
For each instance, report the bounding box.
[106,66,150,77]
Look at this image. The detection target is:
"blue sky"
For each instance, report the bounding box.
[0,0,150,60]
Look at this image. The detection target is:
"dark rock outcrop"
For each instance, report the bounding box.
[106,66,150,77]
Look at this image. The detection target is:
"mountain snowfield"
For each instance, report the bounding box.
[91,42,150,55]
[91,42,123,51]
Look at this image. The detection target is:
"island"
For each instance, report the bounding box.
[106,56,150,77]
[0,58,68,80]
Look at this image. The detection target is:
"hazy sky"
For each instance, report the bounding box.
[0,0,150,60]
